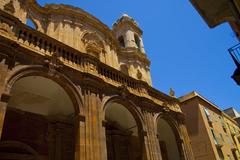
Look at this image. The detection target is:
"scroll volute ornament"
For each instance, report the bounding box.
[81,32,105,58]
[3,0,15,14]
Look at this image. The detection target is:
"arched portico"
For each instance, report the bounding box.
[0,66,83,160]
[156,114,185,160]
[102,97,145,160]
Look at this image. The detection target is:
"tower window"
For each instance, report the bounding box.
[118,36,125,48]
[134,34,140,48]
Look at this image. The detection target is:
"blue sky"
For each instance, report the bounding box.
[37,0,239,110]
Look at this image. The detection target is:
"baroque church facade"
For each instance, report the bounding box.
[0,0,194,160]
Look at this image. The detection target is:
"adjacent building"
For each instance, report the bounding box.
[190,0,240,85]
[180,92,240,160]
[0,0,195,160]
[224,107,240,127]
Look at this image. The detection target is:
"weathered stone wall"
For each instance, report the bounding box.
[0,1,195,160]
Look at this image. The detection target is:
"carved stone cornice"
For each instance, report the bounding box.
[112,15,143,35]
[119,48,151,66]
[117,85,130,99]
[25,0,119,50]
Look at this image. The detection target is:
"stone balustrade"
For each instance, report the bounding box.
[0,10,181,112]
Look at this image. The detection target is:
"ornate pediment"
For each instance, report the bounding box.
[81,32,105,58]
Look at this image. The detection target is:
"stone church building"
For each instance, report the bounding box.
[0,0,194,160]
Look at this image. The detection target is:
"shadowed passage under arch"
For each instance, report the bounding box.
[157,117,181,160]
[104,102,142,160]
[1,76,77,160]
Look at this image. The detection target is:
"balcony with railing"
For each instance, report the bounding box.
[229,43,240,85]
[0,9,182,113]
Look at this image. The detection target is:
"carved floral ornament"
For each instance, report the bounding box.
[162,101,181,113]
[0,22,12,34]
[3,0,15,14]
[81,32,105,58]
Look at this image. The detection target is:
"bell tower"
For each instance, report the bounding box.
[113,14,152,85]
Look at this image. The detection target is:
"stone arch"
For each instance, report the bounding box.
[4,65,83,114]
[102,96,146,131]
[1,65,83,160]
[118,35,125,48]
[155,113,185,160]
[102,96,146,160]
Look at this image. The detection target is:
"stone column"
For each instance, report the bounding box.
[0,60,9,139]
[139,37,146,53]
[0,94,7,139]
[75,115,86,160]
[124,30,135,48]
[77,89,106,160]
[177,116,195,160]
[142,110,162,160]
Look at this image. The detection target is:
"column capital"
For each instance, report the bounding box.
[78,115,85,122]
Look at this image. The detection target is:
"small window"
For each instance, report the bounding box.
[26,18,37,29]
[134,34,140,48]
[204,108,212,123]
[210,128,217,145]
[220,133,224,142]
[118,36,125,48]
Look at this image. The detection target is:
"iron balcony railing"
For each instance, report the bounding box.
[228,43,240,85]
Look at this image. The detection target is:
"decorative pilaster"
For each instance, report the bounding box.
[0,95,8,140]
[142,110,162,160]
[78,88,106,160]
[0,59,9,139]
[177,114,195,160]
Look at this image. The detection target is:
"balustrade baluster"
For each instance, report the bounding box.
[33,36,37,47]
[28,34,32,46]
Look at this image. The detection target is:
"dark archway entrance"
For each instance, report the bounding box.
[157,117,181,160]
[105,102,142,160]
[1,76,77,160]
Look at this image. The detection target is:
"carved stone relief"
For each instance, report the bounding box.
[81,32,105,58]
[3,0,15,14]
